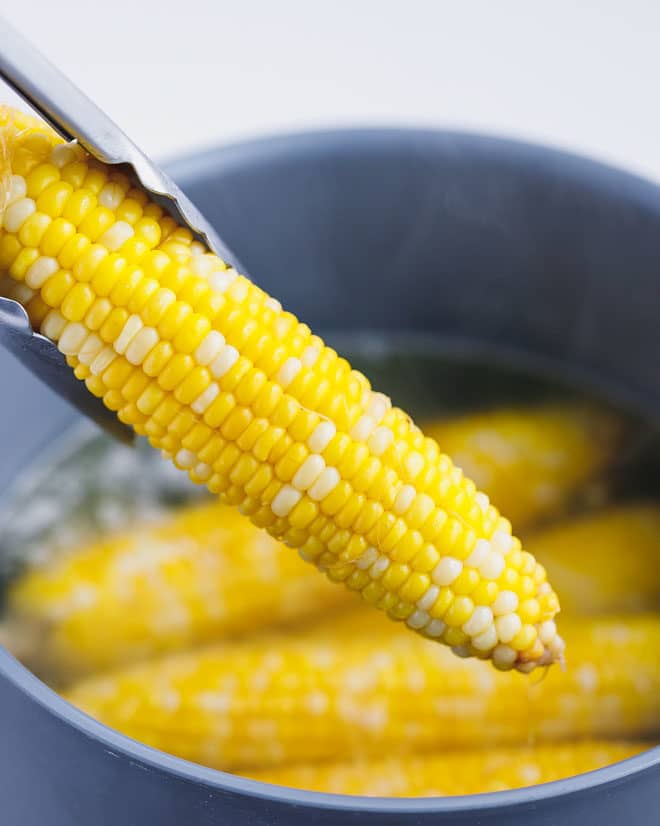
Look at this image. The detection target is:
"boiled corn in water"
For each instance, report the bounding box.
[4,501,354,679]
[245,741,645,796]
[64,613,660,770]
[0,107,563,670]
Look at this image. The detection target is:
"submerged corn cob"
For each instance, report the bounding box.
[526,504,660,616]
[245,741,647,796]
[0,106,563,670]
[4,501,354,679]
[64,614,660,771]
[424,405,622,530]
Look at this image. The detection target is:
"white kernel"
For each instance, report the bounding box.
[368,426,394,456]
[272,485,302,517]
[265,297,282,313]
[479,552,505,580]
[539,620,558,646]
[3,197,36,232]
[125,327,159,365]
[10,283,34,303]
[452,645,471,658]
[491,530,514,555]
[293,454,326,491]
[406,610,430,630]
[194,330,225,365]
[190,256,217,278]
[98,221,134,251]
[495,613,522,643]
[424,619,446,638]
[301,345,321,367]
[42,310,67,342]
[114,314,143,354]
[77,334,104,365]
[228,278,249,303]
[492,590,519,616]
[404,451,424,479]
[369,556,390,578]
[51,143,82,168]
[416,585,439,612]
[493,644,518,668]
[475,492,490,513]
[209,270,234,293]
[98,183,125,210]
[432,556,463,586]
[463,606,494,637]
[517,662,536,674]
[472,626,498,651]
[277,357,302,388]
[58,323,88,355]
[350,414,376,441]
[191,382,220,415]
[210,345,239,378]
[465,539,490,568]
[175,449,196,469]
[308,467,340,501]
[367,392,391,422]
[356,547,379,570]
[308,421,336,453]
[393,484,416,515]
[90,346,116,375]
[190,242,205,256]
[193,463,212,481]
[6,175,26,205]
[25,256,58,289]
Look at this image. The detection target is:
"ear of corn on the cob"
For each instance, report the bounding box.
[64,614,660,771]
[4,501,355,680]
[424,405,622,530]
[525,505,660,616]
[0,106,563,670]
[244,741,647,796]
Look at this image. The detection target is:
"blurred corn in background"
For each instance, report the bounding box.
[425,404,624,529]
[3,502,354,680]
[64,613,660,771]
[525,505,660,615]
[245,741,646,796]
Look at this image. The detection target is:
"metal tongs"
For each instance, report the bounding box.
[0,17,245,443]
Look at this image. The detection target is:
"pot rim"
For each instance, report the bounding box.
[2,126,659,814]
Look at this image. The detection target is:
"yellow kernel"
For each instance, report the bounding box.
[221,407,253,441]
[73,245,109,283]
[173,315,211,354]
[511,624,538,652]
[471,581,499,606]
[229,453,259,486]
[174,366,211,405]
[109,268,143,307]
[275,443,309,482]
[411,544,440,573]
[9,248,39,281]
[320,480,352,516]
[288,498,319,529]
[58,233,91,269]
[452,568,480,595]
[444,596,474,627]
[99,307,129,344]
[158,353,194,391]
[203,393,236,429]
[390,530,424,563]
[519,576,536,599]
[0,234,21,268]
[142,287,176,326]
[102,359,134,390]
[63,189,96,225]
[18,212,51,247]
[398,572,430,603]
[41,270,74,307]
[61,283,95,321]
[519,598,541,624]
[361,581,386,604]
[35,180,70,219]
[158,301,192,340]
[41,218,75,257]
[143,341,173,377]
[443,627,469,647]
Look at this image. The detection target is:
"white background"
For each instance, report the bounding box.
[2,1,660,181]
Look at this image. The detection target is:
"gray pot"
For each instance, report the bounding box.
[1,129,658,824]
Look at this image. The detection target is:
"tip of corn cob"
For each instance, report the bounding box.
[0,105,565,672]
